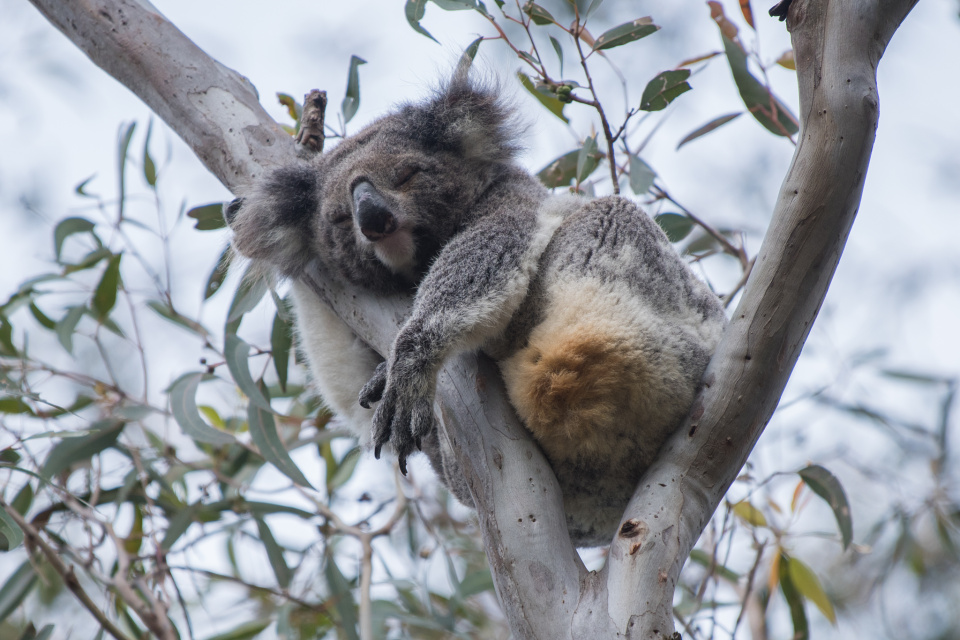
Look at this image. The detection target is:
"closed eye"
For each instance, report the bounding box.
[393,166,421,189]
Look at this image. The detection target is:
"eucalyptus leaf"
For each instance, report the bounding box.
[186,203,227,231]
[592,18,659,51]
[798,464,853,549]
[53,217,96,261]
[255,516,293,588]
[247,382,314,488]
[341,55,367,125]
[91,253,123,320]
[654,213,694,243]
[628,155,657,194]
[168,372,235,446]
[517,72,568,123]
[640,69,692,111]
[721,35,798,136]
[40,420,125,480]
[677,112,742,150]
[405,0,438,42]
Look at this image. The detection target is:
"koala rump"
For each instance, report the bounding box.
[226,77,726,547]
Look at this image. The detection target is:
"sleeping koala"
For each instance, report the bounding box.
[226,78,727,546]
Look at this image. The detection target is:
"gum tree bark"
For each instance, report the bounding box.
[28,0,917,637]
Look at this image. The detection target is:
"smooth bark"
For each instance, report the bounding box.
[28,0,916,637]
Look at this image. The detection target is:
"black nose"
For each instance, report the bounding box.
[224,198,244,226]
[353,182,397,241]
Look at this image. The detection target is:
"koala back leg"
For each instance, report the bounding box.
[290,281,381,443]
[499,197,726,504]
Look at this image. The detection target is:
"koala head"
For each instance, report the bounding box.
[227,78,519,293]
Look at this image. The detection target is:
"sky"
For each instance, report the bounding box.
[1,0,959,637]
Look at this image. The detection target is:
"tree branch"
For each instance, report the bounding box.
[27,0,918,637]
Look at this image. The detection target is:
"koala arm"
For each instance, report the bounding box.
[362,193,573,470]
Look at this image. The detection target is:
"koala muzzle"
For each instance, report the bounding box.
[353,181,398,241]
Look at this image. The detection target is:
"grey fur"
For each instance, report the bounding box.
[227,78,726,546]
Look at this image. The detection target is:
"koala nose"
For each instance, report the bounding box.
[224,197,244,226]
[353,181,398,241]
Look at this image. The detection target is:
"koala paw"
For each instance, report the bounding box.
[369,377,435,475]
[358,361,388,408]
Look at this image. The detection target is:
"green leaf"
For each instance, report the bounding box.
[405,0,438,42]
[640,69,692,111]
[732,500,767,527]
[28,303,56,330]
[432,0,477,10]
[721,35,798,136]
[592,18,659,51]
[168,372,235,446]
[225,334,273,412]
[584,0,604,18]
[457,567,495,599]
[628,155,657,194]
[677,112,742,150]
[0,508,24,551]
[55,305,85,354]
[341,55,367,125]
[0,397,33,415]
[143,118,157,187]
[62,247,111,274]
[328,447,361,491]
[53,217,96,261]
[271,309,293,394]
[203,619,272,640]
[455,36,483,78]
[654,213,695,243]
[0,317,16,357]
[205,245,232,300]
[74,174,97,198]
[576,135,599,184]
[549,36,564,76]
[517,72,568,123]
[786,555,836,624]
[277,93,303,124]
[522,1,556,25]
[537,148,603,188]
[779,553,809,640]
[687,549,742,583]
[146,300,210,337]
[255,516,293,588]
[92,253,122,320]
[40,420,125,480]
[11,482,33,516]
[0,561,37,622]
[117,121,136,220]
[186,203,227,231]
[798,464,853,549]
[226,263,268,334]
[325,558,360,640]
[247,382,314,488]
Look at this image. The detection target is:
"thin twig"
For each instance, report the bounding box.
[0,500,134,640]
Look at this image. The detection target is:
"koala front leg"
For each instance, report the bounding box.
[361,202,566,471]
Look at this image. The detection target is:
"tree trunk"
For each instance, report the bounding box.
[27,0,917,636]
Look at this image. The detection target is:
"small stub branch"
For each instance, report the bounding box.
[296,89,328,153]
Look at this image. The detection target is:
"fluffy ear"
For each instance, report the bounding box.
[400,77,520,164]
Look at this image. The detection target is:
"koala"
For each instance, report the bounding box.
[226,77,727,546]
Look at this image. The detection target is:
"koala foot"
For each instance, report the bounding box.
[369,378,435,475]
[359,361,388,408]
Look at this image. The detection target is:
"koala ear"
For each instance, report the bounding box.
[402,76,519,164]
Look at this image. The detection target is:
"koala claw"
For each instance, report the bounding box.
[359,361,388,409]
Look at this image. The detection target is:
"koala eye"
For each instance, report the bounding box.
[393,166,422,189]
[327,206,351,227]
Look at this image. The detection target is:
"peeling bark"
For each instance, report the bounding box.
[28,0,917,636]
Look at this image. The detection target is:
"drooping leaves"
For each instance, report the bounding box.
[798,464,853,549]
[225,334,273,412]
[255,516,293,588]
[225,263,268,334]
[53,217,96,261]
[677,112,742,150]
[405,0,438,42]
[91,254,122,320]
[522,1,556,25]
[786,555,837,624]
[247,382,314,488]
[271,306,293,394]
[341,55,367,125]
[168,372,235,446]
